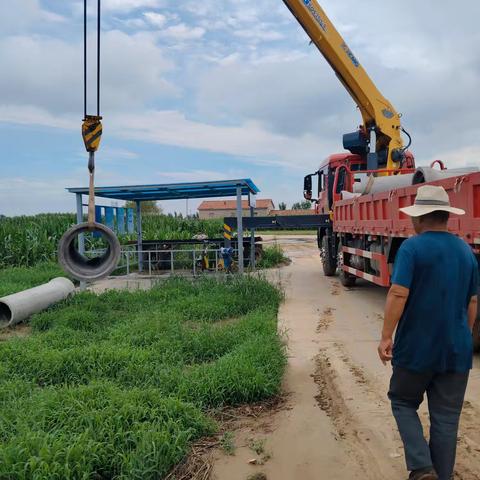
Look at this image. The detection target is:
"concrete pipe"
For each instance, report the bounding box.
[0,277,75,329]
[353,173,415,195]
[58,222,121,282]
[413,167,479,185]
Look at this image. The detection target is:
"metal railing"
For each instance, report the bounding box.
[86,247,237,276]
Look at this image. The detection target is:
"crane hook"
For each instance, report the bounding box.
[58,0,120,282]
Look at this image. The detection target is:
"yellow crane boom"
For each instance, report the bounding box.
[283,0,407,170]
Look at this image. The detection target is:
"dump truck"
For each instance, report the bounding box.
[283,0,480,347]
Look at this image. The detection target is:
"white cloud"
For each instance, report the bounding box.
[159,24,206,41]
[0,0,65,34]
[108,110,332,170]
[195,53,351,138]
[0,105,76,130]
[0,169,148,216]
[0,102,329,172]
[99,30,178,108]
[1,0,480,219]
[143,12,167,28]
[120,18,147,29]
[428,146,480,170]
[233,28,284,42]
[101,146,139,160]
[102,0,164,13]
[0,30,176,115]
[157,170,245,182]
[0,177,75,216]
[41,10,67,23]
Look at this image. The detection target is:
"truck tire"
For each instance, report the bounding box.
[338,241,356,287]
[321,236,337,277]
[317,228,323,249]
[339,268,357,287]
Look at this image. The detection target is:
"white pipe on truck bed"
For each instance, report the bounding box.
[0,278,75,329]
[353,173,415,195]
[351,166,480,197]
[413,167,479,185]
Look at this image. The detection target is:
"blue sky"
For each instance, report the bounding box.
[0,0,479,216]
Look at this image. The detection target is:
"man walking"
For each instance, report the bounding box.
[378,185,478,480]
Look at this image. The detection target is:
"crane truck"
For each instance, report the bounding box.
[282,0,480,348]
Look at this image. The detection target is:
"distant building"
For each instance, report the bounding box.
[269,209,314,216]
[198,199,275,219]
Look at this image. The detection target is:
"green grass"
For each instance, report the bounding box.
[220,431,236,456]
[0,263,66,297]
[257,245,289,269]
[0,276,285,479]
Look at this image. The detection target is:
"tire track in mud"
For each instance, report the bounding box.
[312,348,400,479]
[315,303,480,480]
[317,306,335,333]
[451,399,480,479]
[313,303,401,479]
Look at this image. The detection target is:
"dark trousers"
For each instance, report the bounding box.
[388,366,469,480]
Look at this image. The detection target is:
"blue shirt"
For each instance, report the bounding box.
[391,232,478,373]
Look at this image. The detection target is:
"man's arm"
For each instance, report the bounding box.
[378,284,410,365]
[468,295,478,331]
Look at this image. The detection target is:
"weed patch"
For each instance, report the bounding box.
[258,245,289,269]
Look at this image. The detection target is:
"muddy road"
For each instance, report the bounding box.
[211,235,480,480]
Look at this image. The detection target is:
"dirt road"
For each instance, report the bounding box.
[212,235,480,480]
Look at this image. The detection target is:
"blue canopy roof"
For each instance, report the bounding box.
[67,179,260,202]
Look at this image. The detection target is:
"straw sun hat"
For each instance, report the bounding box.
[400,185,465,217]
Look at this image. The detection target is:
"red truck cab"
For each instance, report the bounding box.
[309,154,366,215]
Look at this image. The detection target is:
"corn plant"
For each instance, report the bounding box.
[0,214,224,268]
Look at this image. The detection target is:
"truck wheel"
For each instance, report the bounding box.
[321,236,337,277]
[338,242,356,287]
[339,268,357,287]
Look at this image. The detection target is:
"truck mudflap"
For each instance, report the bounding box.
[341,246,390,287]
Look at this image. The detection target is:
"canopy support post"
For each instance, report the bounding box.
[236,185,244,274]
[136,201,143,273]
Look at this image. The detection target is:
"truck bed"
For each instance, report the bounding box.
[334,171,480,249]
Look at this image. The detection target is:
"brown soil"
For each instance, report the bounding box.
[0,323,31,341]
[208,235,480,480]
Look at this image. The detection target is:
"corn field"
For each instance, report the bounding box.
[0,214,224,268]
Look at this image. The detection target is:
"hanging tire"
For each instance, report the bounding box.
[321,236,337,277]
